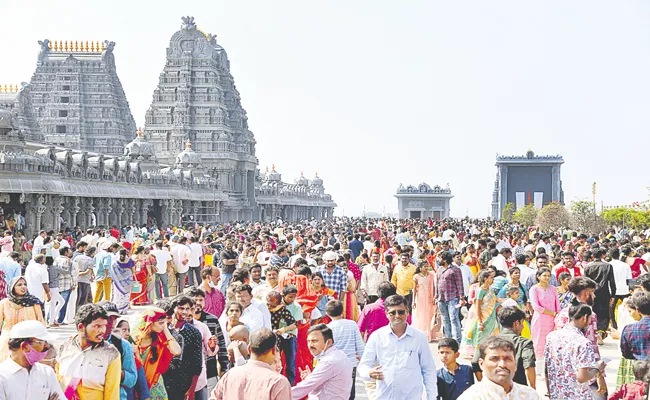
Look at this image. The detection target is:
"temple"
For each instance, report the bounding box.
[491,150,564,219]
[0,17,336,237]
[395,183,453,220]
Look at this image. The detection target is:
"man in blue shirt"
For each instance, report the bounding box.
[358,294,438,399]
[348,234,364,261]
[0,252,21,284]
[99,302,138,400]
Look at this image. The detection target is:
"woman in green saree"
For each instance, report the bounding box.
[462,269,499,357]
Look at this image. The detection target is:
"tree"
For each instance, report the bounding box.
[501,202,515,223]
[569,200,607,234]
[513,204,538,227]
[603,207,650,230]
[536,202,570,232]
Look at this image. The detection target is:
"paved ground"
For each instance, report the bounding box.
[47,304,622,398]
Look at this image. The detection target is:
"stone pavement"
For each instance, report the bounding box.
[46,305,623,398]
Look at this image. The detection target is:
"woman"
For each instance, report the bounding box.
[131,246,154,305]
[132,307,181,399]
[623,246,647,279]
[0,277,45,361]
[412,260,439,342]
[556,271,574,310]
[341,260,359,321]
[224,301,245,334]
[463,244,481,277]
[529,267,560,358]
[462,270,499,357]
[111,248,135,314]
[497,266,531,339]
[311,272,337,324]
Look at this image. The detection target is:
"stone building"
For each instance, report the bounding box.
[491,150,564,219]
[0,17,336,237]
[395,183,453,219]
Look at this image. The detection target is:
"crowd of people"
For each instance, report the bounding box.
[0,218,648,399]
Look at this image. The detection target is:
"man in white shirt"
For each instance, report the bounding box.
[0,320,64,400]
[31,231,47,259]
[188,236,204,288]
[80,228,97,248]
[609,247,633,330]
[360,252,389,304]
[171,237,191,295]
[515,254,536,288]
[453,253,473,297]
[24,255,50,303]
[289,244,315,269]
[233,284,265,332]
[491,248,511,276]
[256,242,274,273]
[151,241,173,299]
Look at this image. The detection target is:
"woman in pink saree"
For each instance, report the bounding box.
[412,260,440,342]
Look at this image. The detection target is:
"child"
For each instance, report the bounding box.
[501,287,531,339]
[268,286,300,385]
[610,360,648,400]
[437,338,474,400]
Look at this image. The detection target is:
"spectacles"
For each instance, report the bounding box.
[387,310,407,316]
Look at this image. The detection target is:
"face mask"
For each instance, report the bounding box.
[24,344,48,365]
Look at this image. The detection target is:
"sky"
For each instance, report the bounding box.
[2,1,649,217]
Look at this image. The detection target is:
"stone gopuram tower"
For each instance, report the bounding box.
[27,39,136,154]
[144,17,257,220]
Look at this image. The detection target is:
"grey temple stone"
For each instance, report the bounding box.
[0,17,336,237]
[395,183,453,220]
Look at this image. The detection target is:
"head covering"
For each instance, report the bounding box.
[8,277,42,307]
[132,307,168,346]
[323,251,338,261]
[132,307,173,389]
[9,320,56,341]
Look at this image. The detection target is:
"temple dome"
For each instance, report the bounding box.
[311,172,323,186]
[175,138,202,168]
[295,171,308,186]
[267,164,281,181]
[123,127,155,160]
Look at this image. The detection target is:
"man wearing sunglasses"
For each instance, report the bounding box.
[0,320,64,400]
[358,294,438,399]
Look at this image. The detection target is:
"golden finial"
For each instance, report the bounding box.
[74,40,78,51]
[100,41,105,51]
[2,84,6,93]
[65,40,69,52]
[91,41,96,52]
[186,138,192,148]
[136,127,143,136]
[84,40,88,52]
[48,41,52,50]
[52,41,57,51]
[55,40,60,51]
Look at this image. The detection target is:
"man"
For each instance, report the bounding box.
[391,253,416,310]
[318,251,347,299]
[545,304,607,399]
[554,251,583,280]
[554,277,600,358]
[0,230,14,256]
[289,244,315,269]
[24,254,51,304]
[536,235,552,254]
[56,304,121,399]
[151,240,173,299]
[491,248,511,276]
[93,242,114,303]
[219,239,238,293]
[452,252,473,297]
[80,228,97,248]
[54,247,76,324]
[171,236,191,294]
[269,246,289,269]
[249,263,263,288]
[609,247,632,330]
[188,236,204,287]
[621,291,650,362]
[458,336,540,399]
[291,324,353,400]
[357,282,397,340]
[358,294,437,399]
[199,267,225,318]
[98,302,137,400]
[210,328,291,400]
[515,254,535,287]
[256,242,274,272]
[360,251,389,304]
[0,251,21,284]
[348,234,364,261]
[525,254,559,289]
[73,246,94,310]
[472,307,536,388]
[583,248,616,339]
[181,296,217,400]
[0,320,64,400]
[327,300,365,400]
[162,295,204,400]
[189,288,229,384]
[234,284,270,331]
[436,251,465,343]
[253,266,280,303]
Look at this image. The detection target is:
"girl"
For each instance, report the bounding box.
[412,260,439,342]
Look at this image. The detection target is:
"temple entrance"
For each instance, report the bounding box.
[409,210,422,219]
[433,211,441,220]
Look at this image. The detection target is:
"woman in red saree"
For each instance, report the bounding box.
[131,246,154,305]
[132,307,181,398]
[278,267,318,385]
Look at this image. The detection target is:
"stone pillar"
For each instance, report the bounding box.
[114,198,124,228]
[35,195,46,233]
[51,196,65,231]
[499,165,508,214]
[70,197,80,228]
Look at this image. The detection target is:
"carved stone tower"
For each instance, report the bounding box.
[144,16,258,220]
[26,39,136,154]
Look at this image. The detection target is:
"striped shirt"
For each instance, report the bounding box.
[328,318,365,367]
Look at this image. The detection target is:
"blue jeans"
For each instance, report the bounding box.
[58,289,72,323]
[194,386,208,400]
[156,273,169,298]
[439,298,462,344]
[220,273,233,295]
[279,336,297,385]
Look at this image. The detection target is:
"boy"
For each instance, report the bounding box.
[501,286,520,308]
[609,360,647,400]
[437,338,474,400]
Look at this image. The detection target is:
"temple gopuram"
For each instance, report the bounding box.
[0,16,335,237]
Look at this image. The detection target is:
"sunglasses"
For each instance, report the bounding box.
[387,310,407,316]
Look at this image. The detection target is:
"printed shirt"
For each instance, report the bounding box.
[457,378,541,400]
[620,316,650,360]
[54,256,75,290]
[269,305,297,333]
[436,265,464,302]
[554,305,600,358]
[317,265,347,295]
[197,310,229,377]
[163,322,203,398]
[544,325,599,399]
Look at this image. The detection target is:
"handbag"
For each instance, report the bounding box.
[131,282,142,293]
